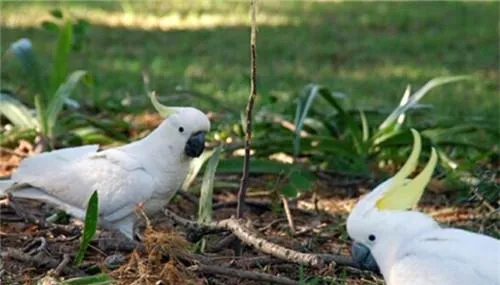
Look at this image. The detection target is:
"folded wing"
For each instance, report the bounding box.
[7,146,155,223]
[390,228,500,285]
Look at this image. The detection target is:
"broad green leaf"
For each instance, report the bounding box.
[41,21,59,32]
[63,273,114,285]
[50,9,63,19]
[289,170,315,190]
[74,191,99,266]
[281,185,298,198]
[46,70,90,138]
[0,93,38,129]
[49,20,73,98]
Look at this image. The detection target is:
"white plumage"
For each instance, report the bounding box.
[347,130,500,285]
[1,107,210,239]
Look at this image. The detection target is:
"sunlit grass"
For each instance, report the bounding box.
[1,1,498,119]
[1,1,299,30]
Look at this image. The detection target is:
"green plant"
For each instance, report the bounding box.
[288,76,498,173]
[197,145,223,251]
[74,190,99,267]
[1,10,91,147]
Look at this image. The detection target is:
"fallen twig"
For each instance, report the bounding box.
[213,199,316,216]
[164,208,363,269]
[1,248,82,276]
[54,254,71,276]
[177,190,199,206]
[207,233,238,253]
[5,193,46,227]
[282,196,296,233]
[23,237,47,255]
[165,209,322,267]
[230,255,288,268]
[189,264,298,285]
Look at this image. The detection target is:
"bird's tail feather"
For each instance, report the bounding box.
[2,186,85,219]
[0,179,14,194]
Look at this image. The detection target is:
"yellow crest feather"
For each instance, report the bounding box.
[375,130,438,211]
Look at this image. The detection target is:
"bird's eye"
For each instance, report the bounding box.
[178,127,184,133]
[368,234,376,242]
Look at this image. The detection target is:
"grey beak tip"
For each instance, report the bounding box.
[351,242,380,273]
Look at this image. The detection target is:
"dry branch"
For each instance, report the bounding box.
[165,209,323,267]
[236,0,258,219]
[189,264,298,285]
[1,248,82,276]
[164,209,363,269]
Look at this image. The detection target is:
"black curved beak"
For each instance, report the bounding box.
[184,131,205,158]
[352,242,380,273]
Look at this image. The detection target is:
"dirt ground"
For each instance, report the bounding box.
[0,149,498,285]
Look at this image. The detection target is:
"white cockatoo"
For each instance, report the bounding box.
[0,107,210,240]
[347,129,500,285]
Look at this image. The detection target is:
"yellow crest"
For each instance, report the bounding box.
[148,91,182,117]
[375,129,438,211]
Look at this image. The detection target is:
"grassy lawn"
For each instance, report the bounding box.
[1,1,498,119]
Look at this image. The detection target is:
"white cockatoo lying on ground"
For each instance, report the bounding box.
[1,107,210,240]
[347,129,500,285]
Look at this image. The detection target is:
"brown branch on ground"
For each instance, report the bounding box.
[177,190,199,206]
[207,233,238,253]
[282,196,296,233]
[1,248,83,276]
[165,209,327,268]
[213,199,316,216]
[236,0,258,219]
[22,237,47,255]
[54,254,71,276]
[229,256,288,268]
[4,193,46,227]
[189,264,298,285]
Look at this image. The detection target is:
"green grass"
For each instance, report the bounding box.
[1,1,498,120]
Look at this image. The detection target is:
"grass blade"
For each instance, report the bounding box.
[49,20,73,97]
[294,84,363,156]
[63,273,114,285]
[198,145,222,252]
[182,148,216,191]
[74,191,99,267]
[359,110,369,142]
[0,92,38,129]
[46,70,90,138]
[198,145,223,224]
[396,85,411,127]
[294,84,322,156]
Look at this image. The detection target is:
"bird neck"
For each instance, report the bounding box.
[371,212,440,278]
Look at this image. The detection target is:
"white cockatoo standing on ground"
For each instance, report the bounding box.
[0,106,210,240]
[346,129,500,285]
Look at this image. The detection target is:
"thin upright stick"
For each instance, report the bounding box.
[236,0,258,219]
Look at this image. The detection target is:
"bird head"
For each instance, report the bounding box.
[346,129,439,272]
[156,107,211,158]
